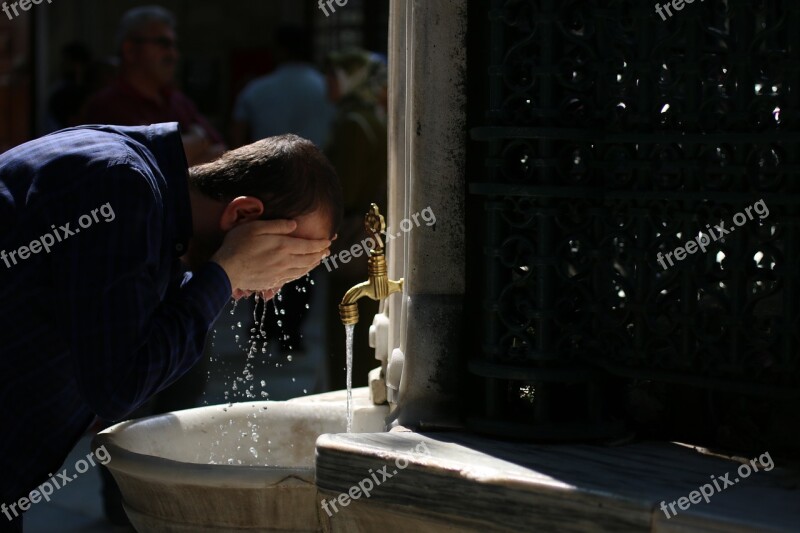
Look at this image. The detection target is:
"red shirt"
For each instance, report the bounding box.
[85,78,223,144]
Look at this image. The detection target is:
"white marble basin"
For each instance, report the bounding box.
[93,388,388,532]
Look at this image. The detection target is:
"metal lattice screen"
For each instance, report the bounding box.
[466,0,800,450]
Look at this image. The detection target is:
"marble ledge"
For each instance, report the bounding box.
[315,431,800,533]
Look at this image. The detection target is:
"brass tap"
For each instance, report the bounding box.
[339,204,404,325]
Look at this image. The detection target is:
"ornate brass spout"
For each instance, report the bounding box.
[339,204,404,325]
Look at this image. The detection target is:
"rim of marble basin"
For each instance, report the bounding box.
[92,400,353,488]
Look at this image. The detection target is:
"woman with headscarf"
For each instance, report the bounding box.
[324,48,389,391]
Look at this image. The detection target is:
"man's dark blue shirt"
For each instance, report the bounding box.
[0,123,231,514]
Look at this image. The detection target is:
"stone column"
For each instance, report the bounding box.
[386,0,467,429]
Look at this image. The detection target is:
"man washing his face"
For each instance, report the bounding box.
[0,123,341,531]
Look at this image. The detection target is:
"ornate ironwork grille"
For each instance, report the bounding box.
[466,0,800,449]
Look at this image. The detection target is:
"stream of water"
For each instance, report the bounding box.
[345,324,355,433]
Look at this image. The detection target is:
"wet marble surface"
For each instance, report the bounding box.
[316,431,800,532]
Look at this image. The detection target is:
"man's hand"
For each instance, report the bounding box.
[231,288,280,301]
[211,220,330,297]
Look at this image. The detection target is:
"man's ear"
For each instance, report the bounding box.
[219,196,264,231]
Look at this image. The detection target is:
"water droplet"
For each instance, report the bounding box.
[287,355,293,362]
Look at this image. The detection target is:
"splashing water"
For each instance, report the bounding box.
[345,324,355,433]
[207,276,313,465]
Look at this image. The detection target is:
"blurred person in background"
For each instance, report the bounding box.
[85,5,224,166]
[83,5,226,524]
[230,25,333,149]
[45,42,92,132]
[323,49,389,390]
[46,42,119,133]
[230,25,335,396]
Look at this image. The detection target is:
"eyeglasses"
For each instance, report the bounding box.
[132,37,178,50]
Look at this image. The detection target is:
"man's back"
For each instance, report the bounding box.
[233,63,333,147]
[0,124,230,514]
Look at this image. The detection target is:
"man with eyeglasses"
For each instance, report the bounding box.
[86,5,225,166]
[83,6,228,525]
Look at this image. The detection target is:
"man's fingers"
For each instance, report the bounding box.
[284,250,327,273]
[278,266,319,285]
[259,288,279,301]
[244,230,330,255]
[232,288,249,300]
[280,236,332,255]
[246,219,298,236]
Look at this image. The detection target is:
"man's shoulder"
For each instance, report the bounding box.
[240,75,277,96]
[248,65,325,92]
[2,125,181,179]
[281,65,327,86]
[1,127,130,169]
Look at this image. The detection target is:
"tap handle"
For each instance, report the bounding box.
[364,203,386,254]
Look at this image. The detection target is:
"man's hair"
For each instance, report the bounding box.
[188,135,343,237]
[115,6,176,53]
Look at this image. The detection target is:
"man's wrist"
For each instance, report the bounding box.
[209,257,238,289]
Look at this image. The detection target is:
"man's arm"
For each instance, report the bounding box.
[50,165,230,421]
